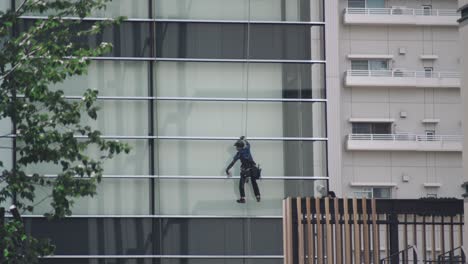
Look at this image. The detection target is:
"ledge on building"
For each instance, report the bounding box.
[421,119,440,124]
[346,133,462,152]
[349,118,395,123]
[420,55,439,60]
[347,54,394,60]
[345,70,460,88]
[350,182,397,187]
[344,8,460,26]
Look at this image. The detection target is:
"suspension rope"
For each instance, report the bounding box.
[243,0,251,138]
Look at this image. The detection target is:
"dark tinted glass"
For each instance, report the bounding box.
[352,123,371,134]
[40,259,158,264]
[26,218,157,255]
[372,123,391,134]
[161,259,282,264]
[161,218,282,255]
[156,23,322,60]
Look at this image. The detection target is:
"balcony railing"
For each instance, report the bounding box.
[347,70,460,79]
[345,8,459,17]
[348,134,462,142]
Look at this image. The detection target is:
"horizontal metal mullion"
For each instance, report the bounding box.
[155,58,326,64]
[59,96,327,102]
[2,135,328,141]
[43,255,284,259]
[20,15,325,25]
[38,175,329,180]
[14,214,282,219]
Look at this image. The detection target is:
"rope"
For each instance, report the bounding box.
[243,0,251,138]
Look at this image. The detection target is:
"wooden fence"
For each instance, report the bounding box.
[283,198,464,264]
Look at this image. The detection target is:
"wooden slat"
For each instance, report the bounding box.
[334,198,342,264]
[459,214,463,247]
[352,198,360,264]
[343,198,352,264]
[422,216,427,262]
[316,198,323,263]
[297,198,305,264]
[306,198,314,264]
[371,199,379,264]
[325,198,333,264]
[287,198,294,264]
[431,216,436,261]
[361,198,370,264]
[283,199,288,264]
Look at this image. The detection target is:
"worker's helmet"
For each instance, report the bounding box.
[234,140,245,149]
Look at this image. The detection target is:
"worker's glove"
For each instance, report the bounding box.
[240,136,245,140]
[226,169,232,177]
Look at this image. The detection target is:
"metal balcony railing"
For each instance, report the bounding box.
[348,134,462,142]
[345,7,460,17]
[346,70,461,79]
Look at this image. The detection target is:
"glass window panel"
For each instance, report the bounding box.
[52,61,148,97]
[155,62,325,99]
[0,1,10,12]
[372,123,391,134]
[16,0,149,18]
[161,259,282,264]
[157,179,322,216]
[161,218,282,255]
[155,0,323,22]
[351,60,369,70]
[348,0,366,8]
[26,218,155,255]
[352,123,371,134]
[156,101,325,138]
[41,260,157,264]
[156,23,321,60]
[25,140,149,176]
[367,0,385,8]
[157,140,326,177]
[23,179,151,215]
[369,60,388,70]
[373,187,391,198]
[81,100,149,136]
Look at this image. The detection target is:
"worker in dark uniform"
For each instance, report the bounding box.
[226,136,261,203]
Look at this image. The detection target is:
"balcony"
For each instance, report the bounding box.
[345,70,460,88]
[344,8,460,26]
[346,134,462,152]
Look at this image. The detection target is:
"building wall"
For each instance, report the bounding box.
[1,0,330,263]
[338,0,464,199]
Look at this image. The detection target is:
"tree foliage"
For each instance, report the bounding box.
[0,0,129,262]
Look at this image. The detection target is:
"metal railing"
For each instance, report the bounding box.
[347,70,461,79]
[345,7,459,17]
[380,245,418,263]
[348,134,462,142]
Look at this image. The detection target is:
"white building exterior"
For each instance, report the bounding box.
[330,0,464,200]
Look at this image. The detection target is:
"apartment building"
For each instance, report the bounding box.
[331,0,464,200]
[1,0,328,263]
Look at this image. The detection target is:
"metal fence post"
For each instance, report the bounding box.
[389,213,400,264]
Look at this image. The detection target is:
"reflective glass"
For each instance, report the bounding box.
[156,140,327,177]
[156,101,326,138]
[155,0,323,22]
[155,62,325,99]
[26,218,155,255]
[156,23,323,60]
[156,179,324,216]
[25,140,149,176]
[161,259,282,264]
[16,0,149,18]
[0,1,10,12]
[52,61,149,97]
[81,100,149,136]
[23,178,151,215]
[161,218,282,255]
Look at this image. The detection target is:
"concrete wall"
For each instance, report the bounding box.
[338,0,463,198]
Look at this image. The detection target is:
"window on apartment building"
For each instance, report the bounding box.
[354,187,391,199]
[424,67,433,78]
[352,123,392,134]
[348,0,385,8]
[351,60,389,71]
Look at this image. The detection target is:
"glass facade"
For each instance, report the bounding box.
[10,0,327,262]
